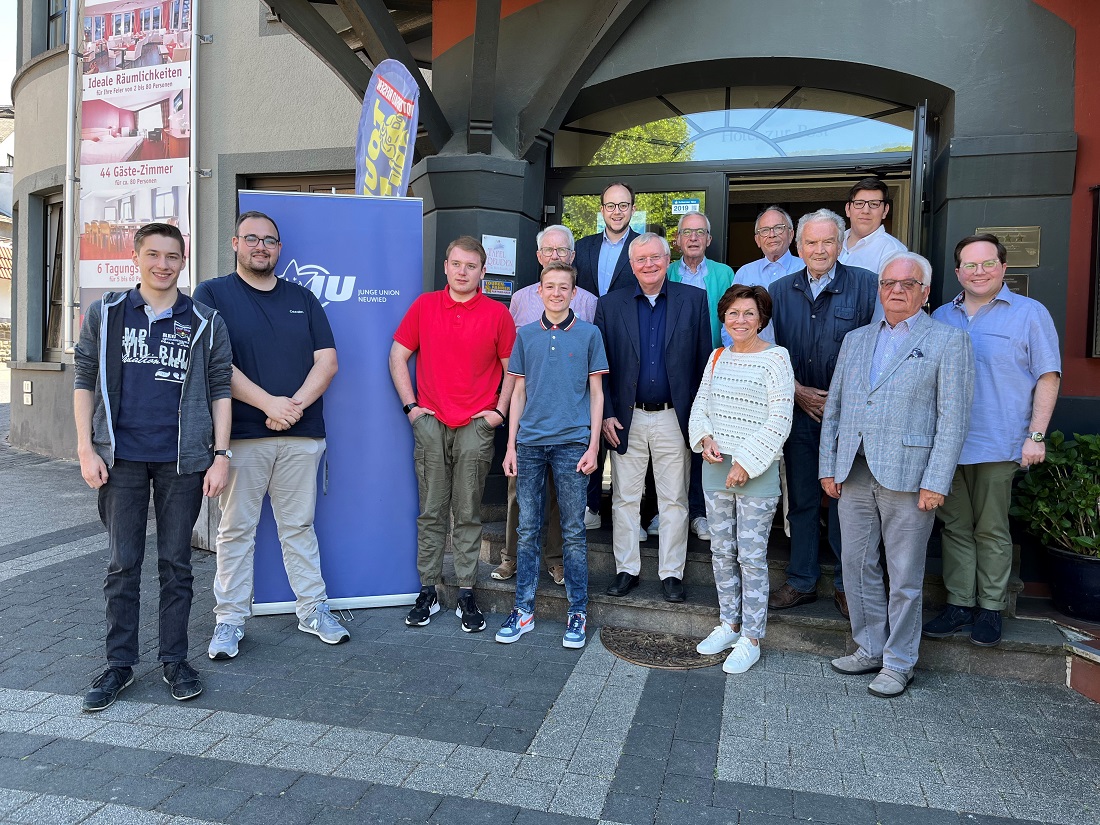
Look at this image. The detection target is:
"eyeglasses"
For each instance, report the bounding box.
[724,310,758,320]
[849,199,885,210]
[631,255,667,265]
[879,279,924,291]
[958,259,1002,274]
[755,224,790,237]
[602,202,632,212]
[538,247,572,258]
[680,228,709,239]
[238,234,280,248]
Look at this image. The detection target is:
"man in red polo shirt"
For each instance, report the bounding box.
[390,236,517,632]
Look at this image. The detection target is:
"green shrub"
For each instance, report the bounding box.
[1010,432,1100,557]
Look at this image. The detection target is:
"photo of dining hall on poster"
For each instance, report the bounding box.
[78,0,193,306]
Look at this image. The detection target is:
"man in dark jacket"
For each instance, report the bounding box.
[766,209,880,617]
[595,233,712,603]
[74,222,233,711]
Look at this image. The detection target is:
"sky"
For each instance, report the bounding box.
[0,0,15,105]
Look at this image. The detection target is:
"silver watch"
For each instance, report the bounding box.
[1028,432,1044,443]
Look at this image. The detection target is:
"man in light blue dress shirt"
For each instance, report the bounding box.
[923,234,1061,648]
[737,206,803,289]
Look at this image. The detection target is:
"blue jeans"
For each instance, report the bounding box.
[98,459,205,668]
[515,443,589,615]
[783,411,843,594]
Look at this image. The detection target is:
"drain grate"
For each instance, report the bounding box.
[600,626,724,670]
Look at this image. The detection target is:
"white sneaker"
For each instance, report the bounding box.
[722,636,761,674]
[696,621,740,655]
[647,514,660,533]
[691,516,711,541]
[584,508,602,530]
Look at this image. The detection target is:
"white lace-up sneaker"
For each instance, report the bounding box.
[696,621,740,655]
[722,636,761,674]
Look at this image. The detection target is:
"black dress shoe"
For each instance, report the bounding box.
[606,572,639,597]
[661,577,686,603]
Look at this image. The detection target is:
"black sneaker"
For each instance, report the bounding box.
[405,587,440,627]
[455,590,486,633]
[970,608,1003,647]
[922,604,974,638]
[82,667,134,713]
[163,661,204,701]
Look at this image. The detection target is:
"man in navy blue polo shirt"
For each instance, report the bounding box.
[497,261,608,648]
[75,222,233,711]
[194,211,347,660]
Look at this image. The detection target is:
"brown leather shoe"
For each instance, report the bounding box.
[491,558,516,580]
[768,582,817,610]
[548,564,565,586]
[834,590,850,619]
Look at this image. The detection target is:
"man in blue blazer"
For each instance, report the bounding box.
[574,182,641,299]
[594,233,712,602]
[574,181,640,525]
[819,252,973,698]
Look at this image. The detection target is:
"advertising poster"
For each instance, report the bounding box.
[238,191,424,612]
[78,0,193,308]
[354,59,420,198]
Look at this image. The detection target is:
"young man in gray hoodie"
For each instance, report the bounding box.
[74,222,233,711]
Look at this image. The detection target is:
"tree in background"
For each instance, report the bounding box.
[561,117,701,254]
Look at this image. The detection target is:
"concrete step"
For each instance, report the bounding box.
[437,558,1067,683]
[478,521,1024,616]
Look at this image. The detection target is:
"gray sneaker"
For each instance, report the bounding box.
[299,603,350,645]
[208,623,244,660]
[830,652,883,675]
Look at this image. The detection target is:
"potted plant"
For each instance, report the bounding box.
[1010,431,1100,620]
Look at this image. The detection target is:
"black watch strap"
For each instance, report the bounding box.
[403,402,418,415]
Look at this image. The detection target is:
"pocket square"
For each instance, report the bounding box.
[907,348,924,359]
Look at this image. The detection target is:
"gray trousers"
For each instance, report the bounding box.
[214,437,328,624]
[705,491,777,639]
[838,454,934,674]
[413,414,496,588]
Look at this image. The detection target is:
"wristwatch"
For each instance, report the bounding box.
[403,402,418,415]
[214,449,233,459]
[1028,432,1045,443]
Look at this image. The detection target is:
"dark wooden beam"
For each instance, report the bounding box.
[264,0,374,100]
[517,0,652,161]
[334,0,452,154]
[467,0,501,155]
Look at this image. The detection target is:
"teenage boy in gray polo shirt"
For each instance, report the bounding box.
[497,261,608,649]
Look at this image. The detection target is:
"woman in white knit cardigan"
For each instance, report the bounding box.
[688,284,795,674]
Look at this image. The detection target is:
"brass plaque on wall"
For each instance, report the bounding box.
[975,226,1041,267]
[1003,272,1029,296]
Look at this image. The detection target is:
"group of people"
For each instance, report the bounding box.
[75,172,1060,711]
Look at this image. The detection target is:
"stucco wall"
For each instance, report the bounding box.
[194,3,363,280]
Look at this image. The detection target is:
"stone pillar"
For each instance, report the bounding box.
[409,151,547,293]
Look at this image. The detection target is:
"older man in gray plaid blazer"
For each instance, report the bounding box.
[819,251,973,698]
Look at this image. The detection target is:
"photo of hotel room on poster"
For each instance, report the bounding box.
[78,0,192,307]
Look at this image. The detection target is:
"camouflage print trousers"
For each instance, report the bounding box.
[704,491,779,640]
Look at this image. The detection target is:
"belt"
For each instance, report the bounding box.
[634,401,674,412]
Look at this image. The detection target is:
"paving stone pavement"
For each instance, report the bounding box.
[2,400,1100,825]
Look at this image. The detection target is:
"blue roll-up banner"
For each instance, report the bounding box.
[355,59,420,197]
[238,190,423,613]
